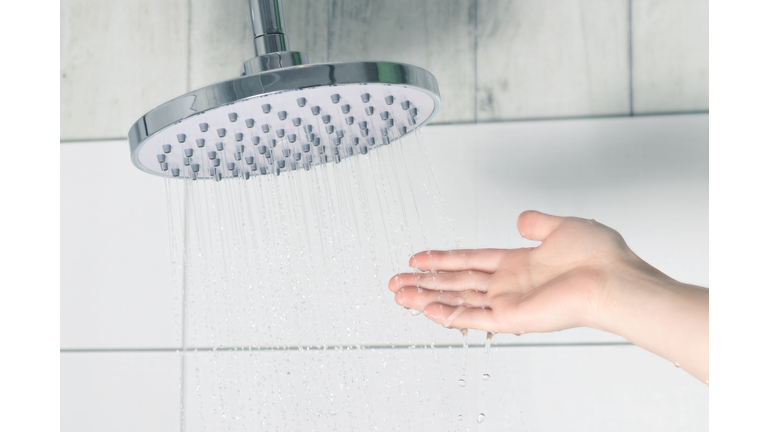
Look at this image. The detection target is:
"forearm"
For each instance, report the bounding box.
[594,260,709,384]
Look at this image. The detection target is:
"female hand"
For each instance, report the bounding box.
[388,210,628,333]
[388,210,709,383]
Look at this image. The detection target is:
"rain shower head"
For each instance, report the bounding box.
[128,0,441,180]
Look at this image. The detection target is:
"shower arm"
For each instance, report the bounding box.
[242,0,308,75]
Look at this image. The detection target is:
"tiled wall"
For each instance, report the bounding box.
[61,0,708,430]
[60,0,708,140]
[61,114,709,431]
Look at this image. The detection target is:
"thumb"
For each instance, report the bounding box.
[517,210,567,241]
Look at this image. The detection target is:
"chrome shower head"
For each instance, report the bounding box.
[128,0,440,180]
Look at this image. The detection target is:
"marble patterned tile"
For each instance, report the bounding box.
[477,0,631,120]
[60,0,189,140]
[631,0,709,113]
[328,0,476,124]
[188,0,329,90]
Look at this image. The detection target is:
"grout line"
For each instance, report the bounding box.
[60,341,633,353]
[628,0,634,116]
[58,111,709,144]
[60,137,126,143]
[425,110,709,126]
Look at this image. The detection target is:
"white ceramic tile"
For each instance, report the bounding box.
[188,0,329,90]
[60,0,189,140]
[61,352,181,432]
[473,114,709,287]
[480,344,708,431]
[476,0,631,120]
[328,0,476,124]
[632,0,709,113]
[182,344,707,431]
[61,141,181,349]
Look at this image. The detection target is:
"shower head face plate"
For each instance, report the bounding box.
[128,62,440,179]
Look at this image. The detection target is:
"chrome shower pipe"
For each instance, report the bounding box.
[243,0,308,74]
[248,0,288,55]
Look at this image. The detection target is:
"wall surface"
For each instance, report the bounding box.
[60,0,708,140]
[61,0,708,430]
[61,114,709,431]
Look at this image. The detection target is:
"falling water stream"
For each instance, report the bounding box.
[162,130,525,431]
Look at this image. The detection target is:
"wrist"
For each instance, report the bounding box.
[590,257,677,336]
[590,257,709,383]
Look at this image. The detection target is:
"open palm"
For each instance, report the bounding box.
[388,210,636,334]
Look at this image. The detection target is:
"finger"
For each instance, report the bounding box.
[389,270,492,292]
[394,287,489,311]
[423,304,498,331]
[408,249,505,273]
[517,210,567,241]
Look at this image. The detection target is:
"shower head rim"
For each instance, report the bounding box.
[128,60,440,153]
[128,61,441,178]
[129,82,440,179]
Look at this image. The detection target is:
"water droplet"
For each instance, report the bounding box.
[458,378,466,387]
[477,413,486,423]
[674,362,680,368]
[482,373,490,380]
[457,414,464,421]
[410,309,421,316]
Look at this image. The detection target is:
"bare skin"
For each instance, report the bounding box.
[388,210,709,385]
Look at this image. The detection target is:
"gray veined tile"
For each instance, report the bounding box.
[282,0,330,64]
[188,0,253,90]
[477,0,631,121]
[188,0,329,91]
[60,0,189,140]
[631,0,709,114]
[329,0,476,124]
